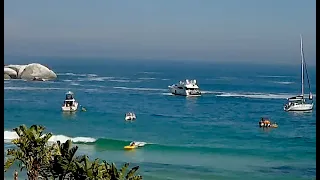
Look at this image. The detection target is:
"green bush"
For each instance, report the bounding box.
[4,124,142,180]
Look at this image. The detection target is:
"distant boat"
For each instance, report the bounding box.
[284,34,313,112]
[61,91,79,112]
[125,112,136,121]
[168,79,201,96]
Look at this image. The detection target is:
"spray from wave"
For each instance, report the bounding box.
[4,131,96,144]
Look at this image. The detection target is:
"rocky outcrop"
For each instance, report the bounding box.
[4,74,11,80]
[4,67,18,78]
[4,63,57,80]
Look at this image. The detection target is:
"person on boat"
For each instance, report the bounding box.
[259,118,264,127]
[130,141,136,146]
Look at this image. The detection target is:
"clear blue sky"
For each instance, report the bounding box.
[4,0,316,64]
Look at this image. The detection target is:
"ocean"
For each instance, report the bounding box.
[4,58,316,180]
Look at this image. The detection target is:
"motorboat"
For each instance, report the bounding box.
[61,91,79,112]
[284,35,313,112]
[168,79,201,96]
[125,112,136,121]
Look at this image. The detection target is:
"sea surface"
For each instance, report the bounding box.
[4,58,316,180]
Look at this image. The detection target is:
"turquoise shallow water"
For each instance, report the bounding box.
[4,59,316,179]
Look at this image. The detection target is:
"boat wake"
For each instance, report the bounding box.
[4,87,66,91]
[271,81,294,85]
[216,92,317,99]
[113,86,167,92]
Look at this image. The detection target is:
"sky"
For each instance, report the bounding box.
[4,0,316,64]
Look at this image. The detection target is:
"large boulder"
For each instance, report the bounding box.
[4,74,11,80]
[4,67,18,78]
[4,63,57,80]
[4,64,27,78]
[20,63,57,80]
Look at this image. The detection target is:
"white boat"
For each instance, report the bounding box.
[168,79,201,96]
[61,91,79,112]
[125,112,136,121]
[284,35,313,112]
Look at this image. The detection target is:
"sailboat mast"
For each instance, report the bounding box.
[300,34,304,97]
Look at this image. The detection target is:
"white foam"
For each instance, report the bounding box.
[4,98,25,101]
[138,78,156,80]
[258,75,290,78]
[202,90,224,94]
[79,76,114,82]
[4,87,65,91]
[57,73,88,77]
[70,82,80,86]
[113,86,167,91]
[4,131,96,143]
[87,74,98,77]
[161,92,173,96]
[216,92,316,99]
[272,81,294,85]
[63,79,72,82]
[108,79,140,83]
[140,71,159,74]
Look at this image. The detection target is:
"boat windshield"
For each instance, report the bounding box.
[66,94,74,100]
[186,88,199,90]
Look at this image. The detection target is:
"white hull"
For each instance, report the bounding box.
[125,115,136,121]
[62,102,79,112]
[168,86,201,96]
[284,35,313,112]
[284,103,313,111]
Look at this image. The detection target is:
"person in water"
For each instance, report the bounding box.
[14,170,18,180]
[130,142,136,146]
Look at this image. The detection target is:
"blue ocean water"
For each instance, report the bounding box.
[4,59,316,180]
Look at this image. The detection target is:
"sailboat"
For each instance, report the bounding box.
[284,34,313,112]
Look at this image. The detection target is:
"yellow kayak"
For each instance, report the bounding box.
[124,145,137,150]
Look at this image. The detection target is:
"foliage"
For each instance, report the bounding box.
[4,124,142,180]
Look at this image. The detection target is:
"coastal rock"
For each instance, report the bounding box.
[20,63,57,80]
[4,74,11,80]
[4,67,18,78]
[4,63,57,80]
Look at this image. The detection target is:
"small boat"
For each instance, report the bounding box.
[259,117,278,128]
[125,112,136,121]
[168,79,201,96]
[284,35,313,112]
[61,91,79,112]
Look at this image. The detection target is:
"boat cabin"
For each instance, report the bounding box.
[64,91,75,106]
[65,91,74,100]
